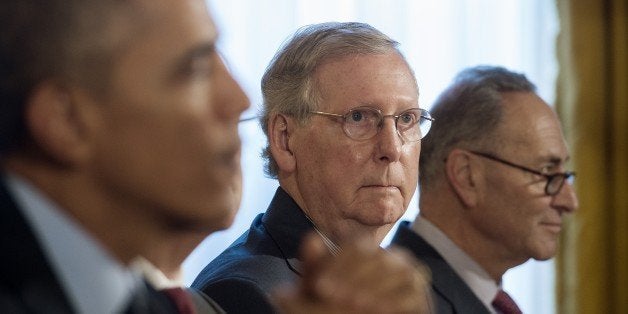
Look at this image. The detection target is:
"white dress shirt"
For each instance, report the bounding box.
[131,257,183,289]
[415,217,499,313]
[5,173,142,314]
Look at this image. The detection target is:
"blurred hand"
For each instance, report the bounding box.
[273,233,432,314]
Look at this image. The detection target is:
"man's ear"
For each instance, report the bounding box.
[445,148,480,208]
[268,114,296,173]
[25,82,90,165]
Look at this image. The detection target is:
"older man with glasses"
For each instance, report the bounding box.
[192,21,433,313]
[390,65,579,314]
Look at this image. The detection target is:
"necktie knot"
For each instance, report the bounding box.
[161,287,196,314]
[492,289,522,314]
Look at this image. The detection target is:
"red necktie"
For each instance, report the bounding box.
[492,289,522,314]
[161,287,196,314]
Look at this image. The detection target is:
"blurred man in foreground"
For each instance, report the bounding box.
[0,1,430,313]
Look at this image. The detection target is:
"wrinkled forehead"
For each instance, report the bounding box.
[313,52,418,108]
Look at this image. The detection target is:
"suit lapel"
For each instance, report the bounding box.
[391,222,490,314]
[261,188,314,276]
[0,177,74,313]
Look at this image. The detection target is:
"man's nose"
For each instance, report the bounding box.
[551,181,579,214]
[374,118,403,163]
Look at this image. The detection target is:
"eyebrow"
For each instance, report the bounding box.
[180,42,217,65]
[542,155,571,168]
[355,103,421,112]
[168,42,219,81]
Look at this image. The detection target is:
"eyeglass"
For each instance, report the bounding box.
[309,106,434,142]
[468,150,575,196]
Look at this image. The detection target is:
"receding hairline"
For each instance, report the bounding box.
[311,50,417,105]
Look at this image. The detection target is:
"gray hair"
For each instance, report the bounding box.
[260,22,411,178]
[419,65,537,190]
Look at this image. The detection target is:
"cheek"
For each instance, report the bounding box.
[100,101,214,180]
[476,191,523,232]
[402,143,421,170]
[495,197,548,247]
[297,129,365,168]
[397,144,420,191]
[326,144,374,182]
[295,140,371,205]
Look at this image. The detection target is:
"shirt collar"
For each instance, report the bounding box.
[415,217,499,312]
[131,257,183,289]
[5,173,143,314]
[302,211,341,256]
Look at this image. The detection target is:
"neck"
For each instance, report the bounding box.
[279,178,390,247]
[140,231,207,279]
[307,210,392,247]
[4,156,175,266]
[420,192,524,282]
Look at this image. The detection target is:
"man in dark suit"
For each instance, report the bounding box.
[391,66,579,313]
[2,1,431,313]
[193,22,434,313]
[0,0,248,312]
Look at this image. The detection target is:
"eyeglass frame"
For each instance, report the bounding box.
[467,150,575,196]
[309,106,434,142]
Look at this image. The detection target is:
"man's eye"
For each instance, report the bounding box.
[188,58,214,77]
[399,112,415,124]
[178,55,216,80]
[350,111,364,122]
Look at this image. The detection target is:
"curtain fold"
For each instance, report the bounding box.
[555,0,627,313]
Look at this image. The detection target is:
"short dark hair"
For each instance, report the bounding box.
[0,0,135,156]
[419,65,537,190]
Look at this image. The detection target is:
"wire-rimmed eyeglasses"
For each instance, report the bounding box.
[309,106,434,142]
[468,150,575,196]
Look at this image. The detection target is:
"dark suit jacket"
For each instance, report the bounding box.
[0,177,178,314]
[192,187,313,314]
[390,221,491,314]
[187,287,225,314]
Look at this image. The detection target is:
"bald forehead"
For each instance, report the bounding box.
[499,92,557,133]
[495,92,568,159]
[314,52,417,96]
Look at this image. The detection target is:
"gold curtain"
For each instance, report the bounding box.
[555,0,627,313]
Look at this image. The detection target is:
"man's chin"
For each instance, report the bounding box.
[212,209,238,231]
[358,204,405,225]
[198,204,239,232]
[531,243,559,261]
[352,213,400,233]
[164,203,237,234]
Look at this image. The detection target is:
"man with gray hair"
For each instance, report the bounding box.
[193,21,434,313]
[390,65,579,313]
[1,1,430,313]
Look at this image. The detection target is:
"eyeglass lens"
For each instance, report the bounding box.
[547,173,574,195]
[343,107,431,141]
